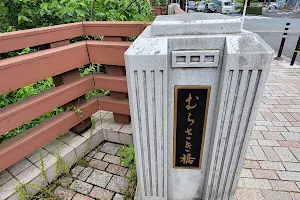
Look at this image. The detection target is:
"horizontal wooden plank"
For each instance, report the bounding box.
[0,41,89,94]
[93,74,127,93]
[0,98,99,172]
[0,75,94,135]
[98,96,130,115]
[83,21,145,36]
[0,22,83,53]
[87,41,131,66]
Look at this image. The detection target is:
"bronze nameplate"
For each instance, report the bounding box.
[173,86,210,169]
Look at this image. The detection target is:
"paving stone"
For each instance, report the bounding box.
[90,186,114,200]
[251,146,268,160]
[270,180,300,192]
[113,194,124,200]
[283,162,300,172]
[72,193,94,200]
[237,178,246,188]
[94,152,105,160]
[0,170,12,187]
[253,126,268,131]
[251,169,279,180]
[281,132,300,141]
[119,124,133,134]
[87,151,97,158]
[273,147,298,162]
[59,176,73,187]
[86,170,112,188]
[70,180,93,195]
[89,159,109,170]
[290,192,300,200]
[290,148,300,161]
[54,186,76,200]
[78,167,93,181]
[246,147,258,160]
[259,161,285,170]
[71,166,85,178]
[240,169,253,178]
[244,160,261,169]
[258,140,280,147]
[7,158,32,176]
[27,148,49,163]
[279,140,300,148]
[262,190,292,200]
[103,154,121,165]
[106,175,128,194]
[235,188,264,200]
[261,131,285,140]
[85,157,93,162]
[0,178,18,199]
[277,171,300,181]
[16,165,40,183]
[106,164,128,176]
[251,131,265,140]
[262,146,281,161]
[267,126,288,132]
[243,178,272,189]
[100,142,121,155]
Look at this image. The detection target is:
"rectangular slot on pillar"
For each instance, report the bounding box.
[204,55,214,62]
[176,56,186,63]
[190,56,200,63]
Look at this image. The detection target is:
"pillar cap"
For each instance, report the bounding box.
[151,13,242,36]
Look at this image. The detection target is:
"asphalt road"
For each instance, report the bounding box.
[242,16,300,63]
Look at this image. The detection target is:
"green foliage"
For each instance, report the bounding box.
[1,0,153,33]
[0,0,152,143]
[236,6,263,15]
[15,181,40,200]
[54,137,70,177]
[39,152,47,182]
[120,145,137,200]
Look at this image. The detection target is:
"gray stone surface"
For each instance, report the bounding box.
[0,171,12,187]
[59,176,73,187]
[72,193,94,200]
[151,13,242,36]
[86,170,112,188]
[106,175,128,194]
[125,13,273,200]
[100,142,120,155]
[70,180,93,195]
[94,152,105,160]
[71,166,85,178]
[7,158,32,176]
[90,186,114,200]
[54,186,76,200]
[89,159,109,170]
[102,154,121,165]
[106,164,128,176]
[113,193,124,200]
[78,167,93,181]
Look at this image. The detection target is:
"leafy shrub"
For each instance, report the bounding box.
[236,6,263,15]
[0,0,153,143]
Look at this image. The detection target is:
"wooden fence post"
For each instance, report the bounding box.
[103,36,131,124]
[50,40,92,133]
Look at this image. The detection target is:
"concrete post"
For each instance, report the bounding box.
[125,13,273,200]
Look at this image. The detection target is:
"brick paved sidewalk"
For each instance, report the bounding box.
[235,59,300,200]
[34,142,130,200]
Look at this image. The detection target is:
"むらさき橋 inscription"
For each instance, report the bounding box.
[173,86,210,169]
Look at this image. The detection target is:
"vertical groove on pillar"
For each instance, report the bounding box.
[229,70,262,198]
[134,71,147,196]
[132,69,167,198]
[210,70,234,200]
[220,70,252,199]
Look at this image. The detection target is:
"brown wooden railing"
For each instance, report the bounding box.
[0,21,150,172]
